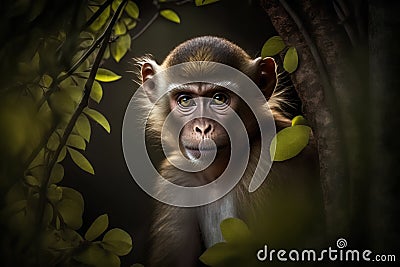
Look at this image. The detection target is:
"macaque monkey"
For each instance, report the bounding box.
[136,36,324,267]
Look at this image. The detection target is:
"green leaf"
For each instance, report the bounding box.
[114,20,127,36]
[270,125,311,162]
[122,17,137,30]
[67,134,86,150]
[24,175,39,186]
[102,228,133,256]
[74,244,120,267]
[95,68,122,82]
[125,1,139,19]
[56,187,84,229]
[283,46,299,73]
[67,147,95,174]
[40,74,53,88]
[61,187,84,209]
[195,0,220,6]
[50,163,64,184]
[220,218,251,243]
[291,115,308,126]
[84,107,111,133]
[160,10,180,23]
[111,0,123,11]
[90,6,110,32]
[199,242,232,266]
[57,199,83,230]
[75,114,91,142]
[57,146,67,162]
[49,90,75,115]
[111,34,131,63]
[47,184,63,203]
[85,214,109,241]
[261,36,285,57]
[47,132,60,151]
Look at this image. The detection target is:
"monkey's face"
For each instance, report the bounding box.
[168,83,240,160]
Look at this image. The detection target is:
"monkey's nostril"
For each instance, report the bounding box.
[203,124,212,134]
[195,126,202,133]
[194,124,212,135]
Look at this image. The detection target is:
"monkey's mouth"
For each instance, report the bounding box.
[183,144,227,159]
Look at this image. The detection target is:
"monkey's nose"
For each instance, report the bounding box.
[194,124,212,135]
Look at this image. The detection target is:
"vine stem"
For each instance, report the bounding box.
[35,0,128,231]
[131,11,159,41]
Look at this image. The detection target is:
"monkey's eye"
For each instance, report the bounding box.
[211,93,229,106]
[177,95,195,107]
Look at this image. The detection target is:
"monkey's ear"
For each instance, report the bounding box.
[140,60,161,103]
[256,57,277,100]
[141,62,155,83]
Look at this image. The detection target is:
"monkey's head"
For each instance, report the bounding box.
[137,36,277,169]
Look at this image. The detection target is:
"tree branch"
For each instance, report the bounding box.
[35,0,128,230]
[131,12,159,41]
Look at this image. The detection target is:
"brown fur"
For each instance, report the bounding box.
[135,36,324,267]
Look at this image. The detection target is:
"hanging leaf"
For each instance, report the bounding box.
[57,199,83,230]
[102,228,132,256]
[114,20,127,36]
[220,218,251,244]
[111,34,131,63]
[47,184,63,203]
[111,0,123,11]
[67,147,95,174]
[90,81,103,103]
[24,175,39,187]
[199,242,233,266]
[261,36,285,57]
[195,0,220,6]
[50,163,64,184]
[125,1,139,19]
[270,125,311,162]
[74,244,120,267]
[49,90,75,115]
[90,6,111,32]
[95,68,122,82]
[103,45,111,60]
[47,132,60,151]
[160,10,180,24]
[84,107,111,133]
[122,17,137,30]
[85,214,109,241]
[283,46,299,73]
[57,146,67,162]
[67,134,86,150]
[291,115,308,126]
[61,187,84,209]
[75,114,91,142]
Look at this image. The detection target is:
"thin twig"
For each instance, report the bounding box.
[333,0,358,46]
[35,0,128,230]
[131,12,159,41]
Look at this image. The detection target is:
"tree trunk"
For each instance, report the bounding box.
[261,0,369,241]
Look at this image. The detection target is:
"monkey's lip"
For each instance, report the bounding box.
[183,144,227,152]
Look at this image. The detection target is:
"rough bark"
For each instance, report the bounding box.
[261,0,366,239]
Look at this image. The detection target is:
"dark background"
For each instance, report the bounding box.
[62,0,281,265]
